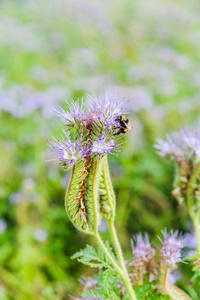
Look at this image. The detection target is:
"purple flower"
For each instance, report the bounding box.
[154,135,183,161]
[168,269,182,284]
[154,129,200,162]
[79,277,98,291]
[55,99,86,127]
[48,92,130,168]
[34,228,48,242]
[87,92,128,130]
[158,229,185,267]
[48,132,84,169]
[0,219,7,234]
[91,135,117,156]
[131,233,155,262]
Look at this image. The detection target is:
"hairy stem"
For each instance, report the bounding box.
[100,156,137,300]
[194,218,200,257]
[95,233,137,300]
[91,158,137,300]
[163,267,192,300]
[186,161,200,257]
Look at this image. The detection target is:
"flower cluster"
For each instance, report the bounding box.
[131,233,155,262]
[154,129,200,205]
[159,229,185,268]
[48,92,128,169]
[154,129,200,162]
[129,233,156,285]
[129,230,186,285]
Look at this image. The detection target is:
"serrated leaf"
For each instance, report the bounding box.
[102,269,113,296]
[71,244,114,270]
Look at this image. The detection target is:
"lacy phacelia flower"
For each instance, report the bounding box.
[87,92,127,130]
[131,233,155,262]
[154,129,200,162]
[155,128,200,206]
[55,99,86,127]
[48,92,129,168]
[91,135,117,155]
[130,233,156,285]
[48,133,84,169]
[158,230,185,268]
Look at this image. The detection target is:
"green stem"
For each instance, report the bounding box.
[163,267,192,300]
[186,161,200,257]
[95,233,137,300]
[194,217,200,257]
[103,157,129,271]
[92,159,137,300]
[108,220,128,274]
[101,156,137,300]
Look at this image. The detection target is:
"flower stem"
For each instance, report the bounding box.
[94,232,137,300]
[92,158,137,300]
[163,267,192,300]
[194,218,200,257]
[101,156,137,300]
[186,161,200,257]
[108,220,128,273]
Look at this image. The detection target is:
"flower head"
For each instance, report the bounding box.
[48,132,84,169]
[87,92,127,131]
[158,229,185,268]
[91,135,117,156]
[55,99,86,127]
[48,92,130,169]
[131,233,155,262]
[154,129,200,162]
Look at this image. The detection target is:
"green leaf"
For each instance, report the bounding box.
[71,243,116,270]
[102,269,114,296]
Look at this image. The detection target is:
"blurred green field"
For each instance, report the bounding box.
[0,0,200,299]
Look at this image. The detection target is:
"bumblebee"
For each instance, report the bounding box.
[114,115,131,135]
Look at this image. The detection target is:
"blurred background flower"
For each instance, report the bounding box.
[0,0,200,299]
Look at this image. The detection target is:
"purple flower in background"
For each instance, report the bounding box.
[154,129,200,162]
[131,233,155,262]
[154,135,183,161]
[34,228,48,242]
[0,219,7,234]
[79,277,98,291]
[168,269,182,284]
[158,229,185,267]
[184,231,197,249]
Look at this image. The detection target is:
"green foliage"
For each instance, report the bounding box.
[135,282,171,300]
[71,242,116,270]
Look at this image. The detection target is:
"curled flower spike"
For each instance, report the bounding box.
[49,93,138,300]
[155,128,200,257]
[48,92,131,233]
[158,229,185,268]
